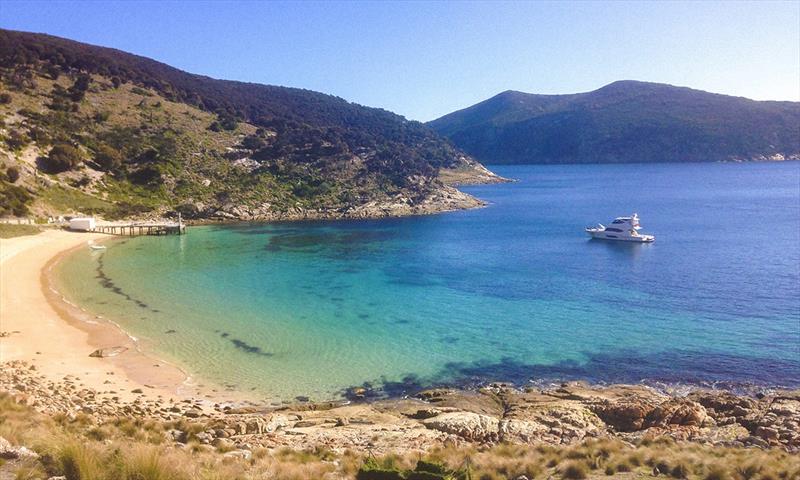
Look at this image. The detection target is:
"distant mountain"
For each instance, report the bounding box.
[0,29,498,220]
[428,81,800,164]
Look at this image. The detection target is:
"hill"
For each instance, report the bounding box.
[0,29,499,220]
[428,81,800,164]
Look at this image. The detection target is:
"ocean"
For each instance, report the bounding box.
[54,161,800,402]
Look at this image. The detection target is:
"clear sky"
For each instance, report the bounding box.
[1,0,798,121]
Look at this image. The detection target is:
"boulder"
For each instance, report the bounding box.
[223,449,252,460]
[592,397,659,432]
[644,399,708,428]
[0,435,38,459]
[421,412,499,441]
[88,346,128,358]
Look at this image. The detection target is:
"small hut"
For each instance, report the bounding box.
[69,217,96,231]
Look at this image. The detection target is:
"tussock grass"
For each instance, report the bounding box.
[1,393,798,479]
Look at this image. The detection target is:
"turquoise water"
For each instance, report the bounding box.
[56,162,800,402]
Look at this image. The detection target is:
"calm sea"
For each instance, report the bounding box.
[55,162,800,402]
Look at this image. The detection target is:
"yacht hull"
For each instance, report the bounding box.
[585,230,655,242]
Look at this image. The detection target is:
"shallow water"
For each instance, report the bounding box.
[55,162,800,402]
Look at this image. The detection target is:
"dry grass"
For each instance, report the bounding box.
[1,393,798,479]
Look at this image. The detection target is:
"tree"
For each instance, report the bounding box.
[94,144,122,171]
[4,130,29,150]
[68,74,91,102]
[42,144,83,173]
[0,182,32,216]
[6,166,20,183]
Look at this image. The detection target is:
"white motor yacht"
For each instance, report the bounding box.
[585,213,655,242]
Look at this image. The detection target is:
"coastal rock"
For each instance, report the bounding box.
[498,418,550,443]
[644,399,708,428]
[0,435,38,459]
[421,412,499,442]
[223,449,252,460]
[591,397,660,432]
[499,389,606,444]
[88,346,128,358]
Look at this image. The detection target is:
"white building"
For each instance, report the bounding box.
[69,217,96,231]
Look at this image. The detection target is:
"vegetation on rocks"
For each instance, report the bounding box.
[1,391,798,480]
[1,361,799,479]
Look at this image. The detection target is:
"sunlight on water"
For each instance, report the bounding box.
[55,162,800,402]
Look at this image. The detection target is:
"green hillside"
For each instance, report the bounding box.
[429,81,800,164]
[0,29,497,220]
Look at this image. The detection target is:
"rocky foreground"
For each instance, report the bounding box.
[1,360,797,458]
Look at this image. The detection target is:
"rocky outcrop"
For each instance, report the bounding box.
[1,361,797,453]
[198,183,486,223]
[422,412,499,442]
[644,399,709,428]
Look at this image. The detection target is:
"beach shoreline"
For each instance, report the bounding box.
[0,228,202,406]
[1,228,798,456]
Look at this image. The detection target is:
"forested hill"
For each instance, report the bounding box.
[0,29,497,220]
[428,81,800,164]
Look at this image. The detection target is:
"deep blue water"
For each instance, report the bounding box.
[57,162,800,401]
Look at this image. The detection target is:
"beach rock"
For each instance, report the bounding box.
[421,412,499,441]
[223,449,252,460]
[644,399,708,428]
[246,417,267,434]
[196,432,213,444]
[591,397,659,432]
[0,435,38,459]
[88,346,128,358]
[416,388,456,402]
[264,414,290,432]
[167,429,187,443]
[498,418,550,443]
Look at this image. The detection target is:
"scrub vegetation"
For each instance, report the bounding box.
[1,394,797,480]
[0,29,488,221]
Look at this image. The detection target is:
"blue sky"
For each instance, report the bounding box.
[1,1,798,121]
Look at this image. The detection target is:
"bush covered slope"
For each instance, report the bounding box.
[0,29,495,220]
[429,81,800,164]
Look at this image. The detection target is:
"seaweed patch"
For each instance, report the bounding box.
[95,255,159,313]
[230,338,273,357]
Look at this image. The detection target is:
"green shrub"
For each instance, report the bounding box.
[356,457,405,480]
[0,182,32,216]
[670,462,689,478]
[4,129,29,150]
[6,166,20,183]
[93,111,110,123]
[94,144,123,171]
[43,144,83,173]
[561,462,588,480]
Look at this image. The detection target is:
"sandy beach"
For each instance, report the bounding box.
[0,228,188,404]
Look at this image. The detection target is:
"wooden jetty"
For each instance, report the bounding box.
[92,222,186,236]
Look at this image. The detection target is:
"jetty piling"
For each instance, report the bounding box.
[83,214,185,236]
